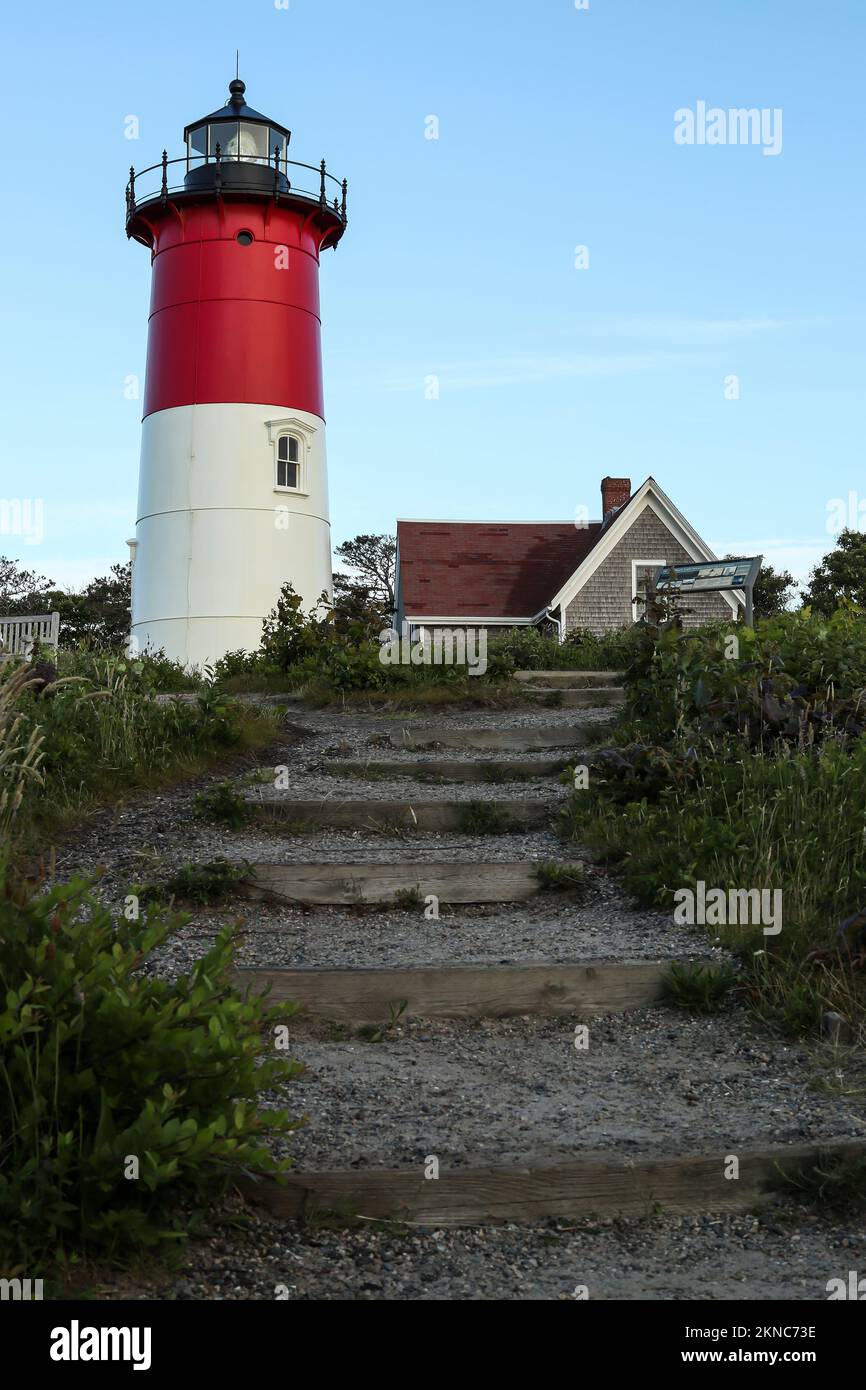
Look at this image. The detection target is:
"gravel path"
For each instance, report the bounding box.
[271,1008,865,1172]
[104,1202,866,1301]
[146,894,714,976]
[53,697,866,1301]
[54,709,605,894]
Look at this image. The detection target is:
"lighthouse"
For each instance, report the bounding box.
[126,78,347,667]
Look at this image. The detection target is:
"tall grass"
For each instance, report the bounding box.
[0,657,278,854]
[0,666,48,843]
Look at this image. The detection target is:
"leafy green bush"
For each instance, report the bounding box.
[623,605,866,746]
[211,648,274,684]
[193,781,250,830]
[565,605,866,1037]
[485,624,638,676]
[223,585,641,696]
[563,625,643,671]
[260,585,328,672]
[142,858,250,906]
[485,628,555,675]
[58,647,198,693]
[0,875,300,1264]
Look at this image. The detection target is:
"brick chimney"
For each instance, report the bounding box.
[601,476,631,517]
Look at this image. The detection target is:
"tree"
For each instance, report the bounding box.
[334,534,396,613]
[329,577,389,635]
[0,556,131,649]
[0,556,54,613]
[723,556,796,620]
[752,563,796,619]
[53,563,131,648]
[802,530,866,615]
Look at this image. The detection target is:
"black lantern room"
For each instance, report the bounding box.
[126,77,348,246]
[183,78,291,194]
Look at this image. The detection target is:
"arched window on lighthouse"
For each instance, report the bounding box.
[276,434,300,490]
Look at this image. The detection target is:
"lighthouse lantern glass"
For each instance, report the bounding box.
[200,121,270,163]
[235,123,269,162]
[269,129,288,168]
[188,125,207,166]
[208,121,238,159]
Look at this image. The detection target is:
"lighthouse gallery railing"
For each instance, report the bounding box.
[125,150,348,234]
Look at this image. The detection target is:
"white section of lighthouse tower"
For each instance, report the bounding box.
[132,403,332,669]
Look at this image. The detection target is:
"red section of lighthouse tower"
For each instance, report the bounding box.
[135,200,336,420]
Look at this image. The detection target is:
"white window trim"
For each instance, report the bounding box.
[631,558,665,617]
[265,416,316,497]
[275,433,302,493]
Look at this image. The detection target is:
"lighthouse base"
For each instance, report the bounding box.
[131,614,294,671]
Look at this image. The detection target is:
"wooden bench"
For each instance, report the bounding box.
[0,611,60,660]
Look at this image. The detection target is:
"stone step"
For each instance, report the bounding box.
[241,1139,866,1227]
[524,687,625,708]
[392,725,591,751]
[247,798,555,832]
[324,758,571,783]
[243,859,580,904]
[513,670,623,688]
[233,959,683,1022]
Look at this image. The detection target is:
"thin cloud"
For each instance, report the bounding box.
[379,350,698,392]
[598,316,786,343]
[710,537,832,586]
[348,316,797,393]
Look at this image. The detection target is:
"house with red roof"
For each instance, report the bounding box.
[395,476,741,639]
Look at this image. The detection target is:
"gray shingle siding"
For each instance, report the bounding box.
[563,506,732,634]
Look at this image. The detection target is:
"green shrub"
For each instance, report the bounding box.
[211,648,265,682]
[193,780,250,830]
[457,801,519,834]
[623,606,866,746]
[486,624,638,677]
[485,628,556,676]
[782,1151,866,1214]
[565,605,866,1037]
[663,960,738,1014]
[562,625,642,671]
[58,647,198,694]
[535,861,586,892]
[260,585,328,672]
[393,886,423,909]
[144,859,249,905]
[0,875,300,1265]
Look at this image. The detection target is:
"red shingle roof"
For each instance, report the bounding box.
[397,521,603,619]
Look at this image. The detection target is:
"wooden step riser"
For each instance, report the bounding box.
[525,689,625,708]
[240,1139,866,1227]
[324,759,571,783]
[247,799,554,832]
[514,671,624,689]
[233,961,676,1022]
[243,861,579,905]
[393,727,591,751]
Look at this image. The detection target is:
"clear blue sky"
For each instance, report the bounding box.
[1,0,863,590]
